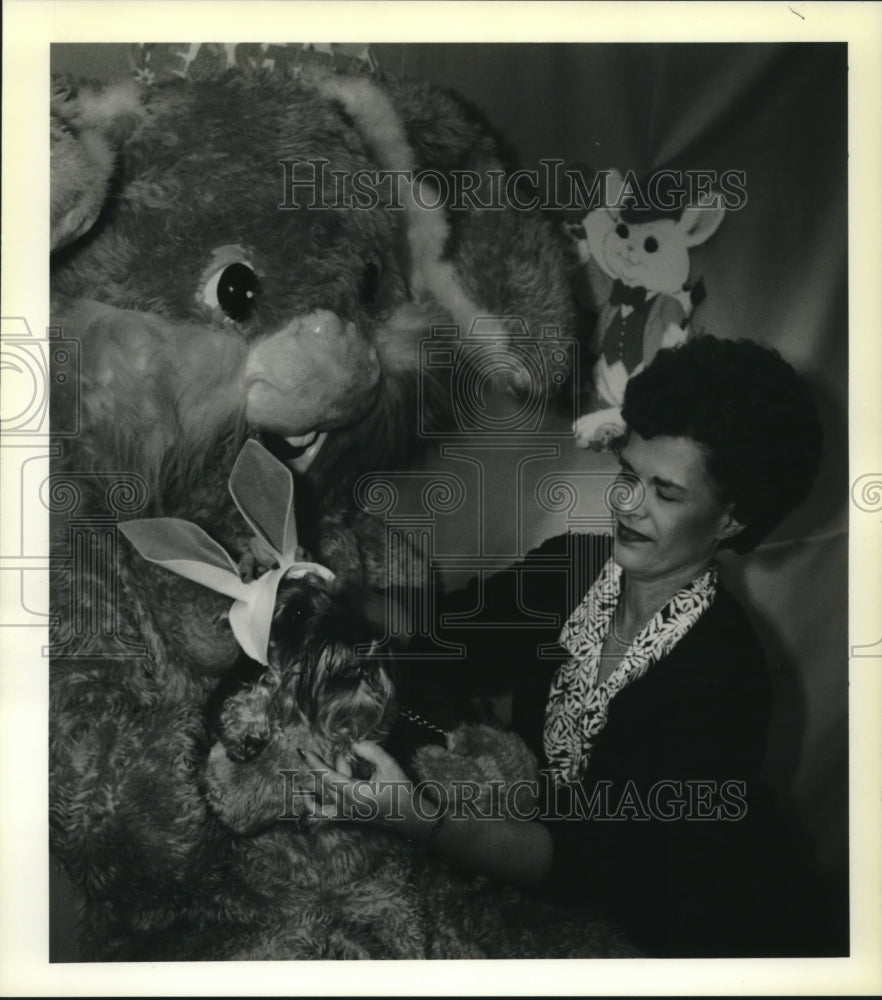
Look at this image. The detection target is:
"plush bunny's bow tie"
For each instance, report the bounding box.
[609,279,648,310]
[118,439,334,666]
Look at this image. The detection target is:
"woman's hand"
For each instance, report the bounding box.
[299,743,554,886]
[239,537,310,581]
[299,741,427,839]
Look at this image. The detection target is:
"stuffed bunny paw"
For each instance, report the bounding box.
[573,409,626,450]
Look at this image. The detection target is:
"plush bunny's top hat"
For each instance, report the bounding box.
[119,439,334,665]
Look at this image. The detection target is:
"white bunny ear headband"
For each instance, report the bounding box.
[118,439,335,666]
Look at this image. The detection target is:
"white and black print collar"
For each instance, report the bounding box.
[543,557,717,785]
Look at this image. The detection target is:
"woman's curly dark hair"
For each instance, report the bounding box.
[621,335,823,553]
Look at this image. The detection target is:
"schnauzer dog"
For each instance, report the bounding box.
[205,570,397,769]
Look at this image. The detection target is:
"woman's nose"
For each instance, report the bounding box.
[606,472,645,514]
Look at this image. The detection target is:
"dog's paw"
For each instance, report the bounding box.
[204,740,284,833]
[221,725,272,763]
[204,724,316,834]
[216,689,273,762]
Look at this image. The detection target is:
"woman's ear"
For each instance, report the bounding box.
[715,508,745,542]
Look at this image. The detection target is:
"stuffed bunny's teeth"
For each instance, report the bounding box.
[288,432,327,473]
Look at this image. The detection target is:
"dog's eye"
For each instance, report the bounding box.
[201,261,261,321]
[276,603,306,627]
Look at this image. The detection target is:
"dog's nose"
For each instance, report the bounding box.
[226,732,271,762]
[243,732,270,757]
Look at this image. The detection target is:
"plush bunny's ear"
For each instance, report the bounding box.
[119,515,286,664]
[50,82,143,252]
[227,566,289,666]
[604,168,626,206]
[119,440,335,666]
[228,439,297,560]
[118,518,248,602]
[678,204,726,247]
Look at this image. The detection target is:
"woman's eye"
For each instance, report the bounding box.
[201,261,260,321]
[655,489,676,502]
[607,469,643,513]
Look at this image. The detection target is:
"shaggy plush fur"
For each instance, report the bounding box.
[198,716,640,961]
[48,65,636,959]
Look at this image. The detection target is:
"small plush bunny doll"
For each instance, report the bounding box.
[567,169,725,449]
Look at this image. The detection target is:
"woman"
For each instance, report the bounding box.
[301,335,826,957]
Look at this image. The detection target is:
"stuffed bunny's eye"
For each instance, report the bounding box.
[643,236,659,253]
[202,261,261,321]
[615,223,629,240]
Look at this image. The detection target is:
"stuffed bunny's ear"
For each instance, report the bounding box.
[118,518,247,601]
[228,440,297,558]
[50,82,142,252]
[678,205,726,247]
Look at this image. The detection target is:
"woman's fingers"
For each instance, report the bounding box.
[297,744,414,830]
[350,740,409,783]
[299,746,325,768]
[299,746,339,777]
[299,747,363,820]
[237,535,280,581]
[349,740,385,764]
[249,534,279,574]
[301,793,339,819]
[299,749,348,794]
[238,549,257,581]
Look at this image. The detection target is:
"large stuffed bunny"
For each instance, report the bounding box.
[48,54,638,959]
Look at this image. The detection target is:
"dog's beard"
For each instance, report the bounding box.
[274,636,397,750]
[269,576,398,753]
[212,575,398,766]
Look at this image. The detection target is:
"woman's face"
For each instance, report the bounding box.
[608,432,742,584]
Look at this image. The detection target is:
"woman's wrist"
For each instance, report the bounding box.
[397,782,448,845]
[408,809,447,846]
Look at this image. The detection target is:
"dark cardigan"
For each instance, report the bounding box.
[398,532,818,957]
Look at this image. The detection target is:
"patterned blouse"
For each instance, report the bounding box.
[543,557,718,784]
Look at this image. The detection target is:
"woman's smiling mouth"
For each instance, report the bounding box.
[616,520,652,543]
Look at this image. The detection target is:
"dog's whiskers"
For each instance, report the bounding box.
[211,573,397,767]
